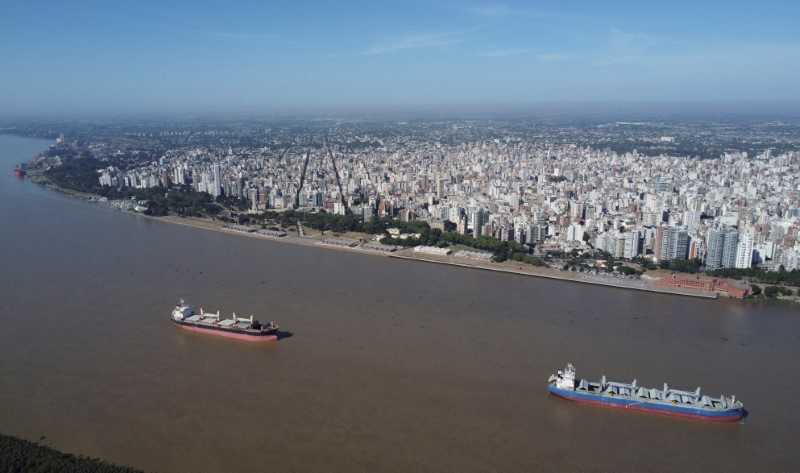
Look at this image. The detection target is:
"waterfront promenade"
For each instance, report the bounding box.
[22,170,740,301]
[135,209,722,300]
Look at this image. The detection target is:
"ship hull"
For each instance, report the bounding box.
[548,385,743,422]
[172,319,278,342]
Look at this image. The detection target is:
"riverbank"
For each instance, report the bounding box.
[5,131,799,473]
[124,207,724,300]
[0,433,141,473]
[389,252,719,299]
[26,169,99,200]
[24,174,756,301]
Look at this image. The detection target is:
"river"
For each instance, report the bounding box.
[0,134,798,472]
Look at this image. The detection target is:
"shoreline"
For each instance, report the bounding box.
[27,175,744,301]
[0,433,141,473]
[119,208,723,300]
[388,254,719,299]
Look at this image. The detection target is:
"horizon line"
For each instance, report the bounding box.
[2,100,800,122]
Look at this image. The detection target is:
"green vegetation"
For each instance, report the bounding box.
[616,265,641,276]
[0,433,142,472]
[260,210,363,234]
[258,210,548,264]
[42,157,545,262]
[658,258,704,273]
[439,232,528,261]
[763,286,795,298]
[42,156,106,192]
[42,156,227,217]
[706,267,800,287]
[147,188,218,216]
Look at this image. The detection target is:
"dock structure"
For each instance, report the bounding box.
[258,229,287,238]
[414,246,451,256]
[454,249,494,261]
[320,238,357,248]
[362,242,397,253]
[226,224,255,233]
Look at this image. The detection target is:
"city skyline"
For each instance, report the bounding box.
[30,116,800,278]
[3,1,800,116]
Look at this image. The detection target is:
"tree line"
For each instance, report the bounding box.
[0,433,142,473]
[706,266,800,287]
[258,210,552,264]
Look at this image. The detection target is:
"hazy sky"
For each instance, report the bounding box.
[2,1,799,116]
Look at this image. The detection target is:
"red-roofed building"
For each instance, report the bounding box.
[655,274,750,298]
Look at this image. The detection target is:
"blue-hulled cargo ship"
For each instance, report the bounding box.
[548,364,744,422]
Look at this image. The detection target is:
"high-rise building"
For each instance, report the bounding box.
[566,223,584,242]
[735,234,755,269]
[654,225,688,261]
[623,230,641,259]
[470,208,484,237]
[212,163,222,197]
[654,225,668,261]
[457,214,468,235]
[529,222,548,243]
[721,230,739,268]
[569,200,584,219]
[688,237,704,261]
[655,175,673,193]
[777,248,800,271]
[615,234,626,258]
[249,187,259,211]
[514,224,526,243]
[706,227,739,269]
[360,204,373,223]
[668,226,689,261]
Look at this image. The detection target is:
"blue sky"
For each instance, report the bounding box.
[2,1,799,116]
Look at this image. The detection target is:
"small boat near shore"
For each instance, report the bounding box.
[547,363,744,422]
[171,299,279,342]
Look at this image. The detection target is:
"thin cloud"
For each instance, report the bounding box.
[196,30,279,40]
[537,53,575,62]
[606,27,659,51]
[363,30,471,55]
[478,48,533,57]
[590,28,666,66]
[455,3,513,18]
[97,13,280,42]
[448,2,586,21]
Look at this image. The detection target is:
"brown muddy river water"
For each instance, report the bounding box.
[1,135,799,472]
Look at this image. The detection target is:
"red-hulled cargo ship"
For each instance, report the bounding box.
[14,166,26,177]
[171,300,278,342]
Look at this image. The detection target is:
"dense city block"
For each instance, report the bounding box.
[15,116,800,285]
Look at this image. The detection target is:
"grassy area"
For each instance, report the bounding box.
[0,433,142,472]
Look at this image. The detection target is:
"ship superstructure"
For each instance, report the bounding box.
[547,363,744,422]
[171,300,278,342]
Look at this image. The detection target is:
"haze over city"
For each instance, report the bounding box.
[6,1,800,472]
[2,0,800,116]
